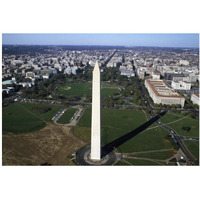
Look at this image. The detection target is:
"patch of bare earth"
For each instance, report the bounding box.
[64,86,71,90]
[2,123,87,166]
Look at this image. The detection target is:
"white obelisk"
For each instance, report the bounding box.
[91,61,101,160]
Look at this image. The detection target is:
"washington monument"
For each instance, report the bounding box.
[76,61,116,165]
[91,61,101,160]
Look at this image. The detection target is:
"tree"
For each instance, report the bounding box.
[2,91,8,99]
[182,126,191,132]
[189,112,198,119]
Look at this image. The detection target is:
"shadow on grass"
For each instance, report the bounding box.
[101,111,167,158]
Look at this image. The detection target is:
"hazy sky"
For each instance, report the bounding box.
[2,33,199,48]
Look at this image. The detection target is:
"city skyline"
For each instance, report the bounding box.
[2,33,199,48]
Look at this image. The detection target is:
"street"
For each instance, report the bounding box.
[137,77,198,165]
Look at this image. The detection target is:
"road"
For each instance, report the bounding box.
[137,78,198,165]
[53,106,84,127]
[68,107,84,126]
[103,50,117,66]
[53,108,67,123]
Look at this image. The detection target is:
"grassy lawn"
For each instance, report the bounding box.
[183,140,199,160]
[76,108,147,145]
[2,102,64,134]
[58,82,92,97]
[77,108,92,127]
[74,126,91,141]
[74,108,175,153]
[18,102,64,122]
[78,108,146,130]
[160,112,199,138]
[124,159,162,166]
[131,150,176,160]
[57,108,77,124]
[102,83,116,88]
[3,103,45,134]
[58,82,119,97]
[169,118,199,137]
[117,127,174,153]
[160,112,185,124]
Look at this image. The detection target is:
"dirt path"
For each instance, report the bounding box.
[124,156,165,165]
[164,115,189,125]
[122,148,174,155]
[2,123,87,166]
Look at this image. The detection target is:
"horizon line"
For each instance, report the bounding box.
[2,44,199,49]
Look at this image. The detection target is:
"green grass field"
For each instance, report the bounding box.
[102,83,116,88]
[183,140,199,160]
[74,108,175,154]
[57,108,77,124]
[130,150,176,160]
[117,127,174,153]
[18,103,64,122]
[2,102,64,134]
[57,82,119,97]
[160,112,199,138]
[160,112,185,124]
[124,159,162,166]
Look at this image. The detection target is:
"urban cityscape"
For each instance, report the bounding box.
[2,34,199,166]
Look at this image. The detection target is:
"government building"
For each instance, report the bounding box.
[191,93,199,106]
[145,79,185,107]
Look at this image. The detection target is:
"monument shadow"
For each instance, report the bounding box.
[101,111,167,158]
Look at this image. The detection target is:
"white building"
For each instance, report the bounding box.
[19,82,34,87]
[42,74,50,79]
[189,74,199,82]
[137,68,145,79]
[191,93,199,105]
[26,72,35,79]
[2,87,15,94]
[54,63,61,69]
[2,80,16,85]
[32,64,39,69]
[119,65,127,71]
[173,76,190,82]
[171,80,191,90]
[11,60,24,65]
[145,79,185,107]
[64,66,72,75]
[152,70,160,80]
[121,70,135,77]
[72,66,78,75]
[180,60,189,66]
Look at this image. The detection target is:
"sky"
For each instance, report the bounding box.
[2,33,199,48]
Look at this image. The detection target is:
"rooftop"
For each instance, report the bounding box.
[146,79,184,98]
[194,93,199,97]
